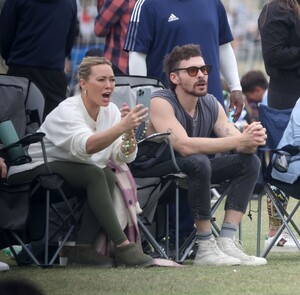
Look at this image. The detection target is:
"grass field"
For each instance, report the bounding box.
[1,196,300,295]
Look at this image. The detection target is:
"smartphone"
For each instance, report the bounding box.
[136,88,151,120]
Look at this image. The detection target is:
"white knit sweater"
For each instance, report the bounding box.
[9,95,137,176]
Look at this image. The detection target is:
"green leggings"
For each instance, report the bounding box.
[8,162,127,245]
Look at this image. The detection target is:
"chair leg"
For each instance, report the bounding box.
[238,221,242,241]
[256,193,263,257]
[10,233,40,265]
[262,184,300,257]
[165,203,170,256]
[49,225,75,266]
[175,179,180,262]
[44,190,50,266]
[177,228,197,263]
[137,218,169,260]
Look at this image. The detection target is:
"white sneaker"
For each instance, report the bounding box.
[194,237,241,266]
[0,261,9,272]
[217,237,267,266]
[264,232,300,253]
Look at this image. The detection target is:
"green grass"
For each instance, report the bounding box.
[1,197,300,295]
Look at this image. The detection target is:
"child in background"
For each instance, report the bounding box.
[240,70,268,123]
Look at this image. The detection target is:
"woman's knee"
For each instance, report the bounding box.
[81,165,115,186]
[49,162,114,189]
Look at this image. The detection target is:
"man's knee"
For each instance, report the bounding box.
[243,154,261,175]
[181,154,211,176]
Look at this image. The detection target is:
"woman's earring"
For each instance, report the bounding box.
[84,90,88,97]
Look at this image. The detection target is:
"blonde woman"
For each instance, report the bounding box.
[8,57,152,267]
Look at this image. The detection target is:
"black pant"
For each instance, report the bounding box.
[131,153,260,220]
[7,66,67,118]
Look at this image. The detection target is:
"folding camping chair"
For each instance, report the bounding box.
[0,75,84,267]
[111,75,235,262]
[256,104,300,257]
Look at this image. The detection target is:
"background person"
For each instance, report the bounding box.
[124,0,244,121]
[94,0,136,75]
[7,57,152,267]
[258,0,300,251]
[0,0,78,118]
[258,0,300,110]
[240,70,268,123]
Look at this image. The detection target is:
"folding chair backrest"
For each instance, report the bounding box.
[259,104,292,149]
[0,74,45,137]
[0,75,28,138]
[111,75,166,109]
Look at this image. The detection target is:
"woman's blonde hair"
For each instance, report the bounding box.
[77,56,112,90]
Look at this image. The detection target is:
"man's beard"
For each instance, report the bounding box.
[179,78,208,97]
[185,85,208,97]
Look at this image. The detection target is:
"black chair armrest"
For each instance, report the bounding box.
[0,132,45,152]
[137,132,180,173]
[137,132,171,144]
[0,132,46,166]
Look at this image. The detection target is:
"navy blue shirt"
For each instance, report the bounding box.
[124,0,233,105]
[0,0,77,70]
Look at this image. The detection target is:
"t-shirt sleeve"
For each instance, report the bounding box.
[217,0,233,45]
[123,0,154,54]
[202,94,219,126]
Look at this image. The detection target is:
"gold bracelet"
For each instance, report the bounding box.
[122,133,136,158]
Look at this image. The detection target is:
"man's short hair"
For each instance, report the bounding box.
[163,44,203,90]
[240,70,268,93]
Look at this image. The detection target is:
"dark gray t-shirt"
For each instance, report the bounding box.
[133,89,219,169]
[154,89,219,138]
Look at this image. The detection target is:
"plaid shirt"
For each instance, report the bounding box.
[94,0,135,74]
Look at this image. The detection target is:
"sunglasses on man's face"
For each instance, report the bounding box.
[172,65,212,77]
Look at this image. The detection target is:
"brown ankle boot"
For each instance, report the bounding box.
[114,243,153,267]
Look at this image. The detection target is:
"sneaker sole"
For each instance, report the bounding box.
[194,260,241,266]
[239,259,267,266]
[194,262,241,266]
